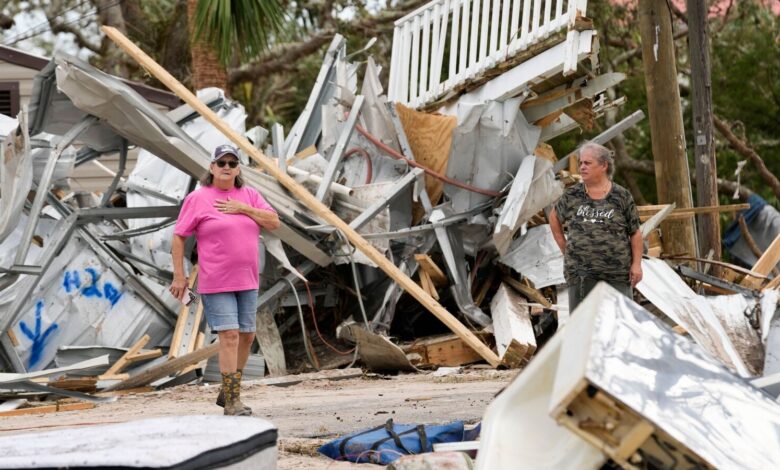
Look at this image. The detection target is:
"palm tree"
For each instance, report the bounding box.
[188,0,285,92]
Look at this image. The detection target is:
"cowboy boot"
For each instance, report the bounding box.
[233,369,253,414]
[222,372,251,416]
[216,369,252,413]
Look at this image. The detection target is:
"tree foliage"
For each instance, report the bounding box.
[1,0,777,207]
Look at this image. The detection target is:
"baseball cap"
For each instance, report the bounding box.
[212,144,239,162]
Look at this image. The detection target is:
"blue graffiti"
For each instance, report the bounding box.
[62,270,81,292]
[82,267,103,299]
[19,300,58,368]
[103,283,122,307]
[62,268,123,307]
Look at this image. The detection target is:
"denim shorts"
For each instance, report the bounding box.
[201,289,258,333]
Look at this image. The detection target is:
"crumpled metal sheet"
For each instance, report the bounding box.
[6,230,172,371]
[637,258,753,376]
[0,113,33,244]
[477,332,604,470]
[493,156,564,256]
[48,56,209,175]
[553,283,780,470]
[445,98,540,212]
[500,224,565,288]
[762,290,780,375]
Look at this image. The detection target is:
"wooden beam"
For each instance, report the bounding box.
[414,254,447,286]
[103,342,220,391]
[743,233,780,289]
[491,283,537,368]
[502,276,552,308]
[637,203,749,221]
[169,265,198,358]
[102,334,150,377]
[418,269,439,300]
[408,334,485,367]
[102,26,500,368]
[764,274,780,291]
[125,349,163,364]
[0,402,94,417]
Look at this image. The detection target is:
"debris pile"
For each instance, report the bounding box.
[0,8,779,449]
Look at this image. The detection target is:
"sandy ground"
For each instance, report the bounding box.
[0,369,514,469]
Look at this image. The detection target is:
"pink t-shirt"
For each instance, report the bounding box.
[174,185,277,294]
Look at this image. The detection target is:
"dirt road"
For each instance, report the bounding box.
[0,369,514,469]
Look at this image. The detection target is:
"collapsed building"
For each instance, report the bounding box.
[1,0,780,466]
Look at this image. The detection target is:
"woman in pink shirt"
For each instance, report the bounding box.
[170,144,280,416]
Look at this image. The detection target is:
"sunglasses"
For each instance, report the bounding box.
[215,160,239,168]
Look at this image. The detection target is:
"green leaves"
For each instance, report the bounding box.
[192,0,286,67]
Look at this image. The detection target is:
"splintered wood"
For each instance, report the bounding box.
[407,334,485,368]
[490,284,537,368]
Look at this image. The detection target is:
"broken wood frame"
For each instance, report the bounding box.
[101,26,500,367]
[637,203,750,222]
[552,383,707,469]
[742,232,780,289]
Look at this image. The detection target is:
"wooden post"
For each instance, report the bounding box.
[101,26,500,367]
[638,0,697,258]
[687,0,721,272]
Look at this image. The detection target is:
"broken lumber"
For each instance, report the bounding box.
[407,334,485,367]
[764,275,780,291]
[502,276,552,308]
[101,334,150,378]
[418,269,439,300]
[490,284,537,368]
[414,254,447,285]
[742,233,780,289]
[0,402,94,417]
[169,266,200,359]
[102,26,500,367]
[637,203,749,221]
[102,342,220,391]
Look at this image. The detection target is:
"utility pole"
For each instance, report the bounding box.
[639,0,697,258]
[687,0,721,270]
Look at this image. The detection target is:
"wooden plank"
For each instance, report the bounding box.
[169,265,199,358]
[125,349,163,364]
[637,203,748,216]
[97,373,130,381]
[613,420,655,461]
[0,402,94,417]
[186,302,205,355]
[502,276,552,308]
[103,342,220,391]
[415,254,448,285]
[408,333,485,367]
[102,334,150,377]
[179,332,206,375]
[103,26,500,368]
[6,329,19,347]
[743,233,780,289]
[473,269,496,308]
[764,274,780,291]
[490,283,537,368]
[419,269,439,300]
[255,306,287,377]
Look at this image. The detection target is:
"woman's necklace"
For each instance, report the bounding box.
[586,181,611,197]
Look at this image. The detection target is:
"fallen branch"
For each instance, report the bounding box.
[712,116,780,200]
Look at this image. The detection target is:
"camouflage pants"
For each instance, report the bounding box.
[567,277,632,314]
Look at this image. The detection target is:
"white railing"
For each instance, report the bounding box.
[389,0,588,108]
